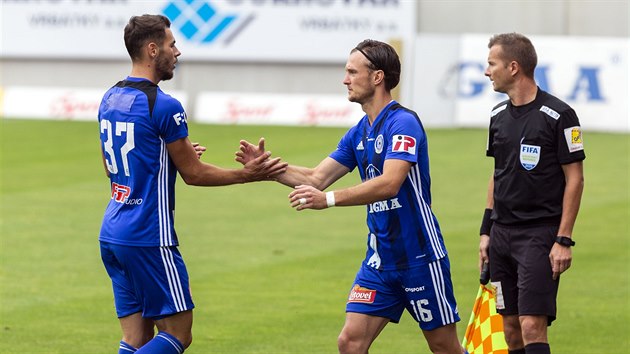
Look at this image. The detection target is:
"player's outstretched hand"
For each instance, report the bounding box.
[236,138,265,165]
[288,185,327,211]
[242,149,287,181]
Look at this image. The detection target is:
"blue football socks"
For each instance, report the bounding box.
[135,331,184,354]
[118,341,137,353]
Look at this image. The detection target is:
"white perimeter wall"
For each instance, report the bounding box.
[1,1,628,131]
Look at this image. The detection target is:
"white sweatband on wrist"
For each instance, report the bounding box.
[326,191,336,208]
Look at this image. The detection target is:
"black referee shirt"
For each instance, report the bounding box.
[486,88,586,225]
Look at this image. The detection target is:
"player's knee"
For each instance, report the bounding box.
[337,332,363,354]
[179,332,192,349]
[122,328,154,348]
[424,325,462,354]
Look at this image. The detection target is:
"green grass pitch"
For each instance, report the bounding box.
[0,119,628,353]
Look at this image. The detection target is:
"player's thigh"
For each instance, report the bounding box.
[402,258,460,331]
[345,264,406,323]
[339,312,390,343]
[119,312,155,347]
[422,323,460,353]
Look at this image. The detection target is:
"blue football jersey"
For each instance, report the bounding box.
[329,101,447,271]
[98,77,188,247]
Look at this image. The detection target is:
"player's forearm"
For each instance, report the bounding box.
[333,175,400,207]
[273,165,322,189]
[180,163,248,186]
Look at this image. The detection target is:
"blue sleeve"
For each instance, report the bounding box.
[384,110,425,164]
[153,93,189,144]
[329,126,358,171]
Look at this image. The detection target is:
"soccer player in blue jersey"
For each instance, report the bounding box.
[237,39,462,353]
[478,33,585,354]
[98,14,287,354]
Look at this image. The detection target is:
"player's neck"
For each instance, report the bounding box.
[363,92,394,125]
[130,63,160,85]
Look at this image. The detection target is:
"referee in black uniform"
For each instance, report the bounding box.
[478,33,585,354]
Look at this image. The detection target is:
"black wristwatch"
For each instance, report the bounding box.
[555,236,575,247]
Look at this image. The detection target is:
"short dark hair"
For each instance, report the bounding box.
[488,33,537,78]
[124,14,171,61]
[352,39,401,91]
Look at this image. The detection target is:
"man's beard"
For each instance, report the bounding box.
[156,54,174,81]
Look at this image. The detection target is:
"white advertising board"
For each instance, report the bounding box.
[1,86,187,121]
[194,92,365,126]
[413,34,629,132]
[1,0,415,63]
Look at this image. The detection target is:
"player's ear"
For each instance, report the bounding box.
[147,42,159,59]
[373,69,385,86]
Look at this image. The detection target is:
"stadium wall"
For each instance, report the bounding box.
[1,0,628,131]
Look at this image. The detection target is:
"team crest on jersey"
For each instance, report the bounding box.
[520,144,541,170]
[564,126,584,152]
[392,135,416,154]
[374,134,384,154]
[348,284,376,304]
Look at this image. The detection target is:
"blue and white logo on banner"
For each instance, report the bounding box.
[162,0,248,44]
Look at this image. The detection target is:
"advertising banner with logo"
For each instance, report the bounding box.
[1,0,415,63]
[1,87,187,121]
[413,34,629,132]
[194,92,364,127]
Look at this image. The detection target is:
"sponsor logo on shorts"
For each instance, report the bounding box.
[348,284,376,304]
[404,286,426,293]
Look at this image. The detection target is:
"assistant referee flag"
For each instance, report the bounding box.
[462,264,508,354]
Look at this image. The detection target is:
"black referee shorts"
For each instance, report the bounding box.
[489,222,560,325]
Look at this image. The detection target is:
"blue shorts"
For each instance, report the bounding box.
[100,241,194,320]
[345,258,460,331]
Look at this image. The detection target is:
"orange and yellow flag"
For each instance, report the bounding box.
[461,283,508,354]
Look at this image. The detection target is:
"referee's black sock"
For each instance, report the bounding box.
[524,342,551,354]
[508,348,525,354]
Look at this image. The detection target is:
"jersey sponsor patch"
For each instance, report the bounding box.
[520,144,541,170]
[540,105,560,120]
[392,135,416,154]
[564,126,584,152]
[347,284,376,304]
[111,182,131,203]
